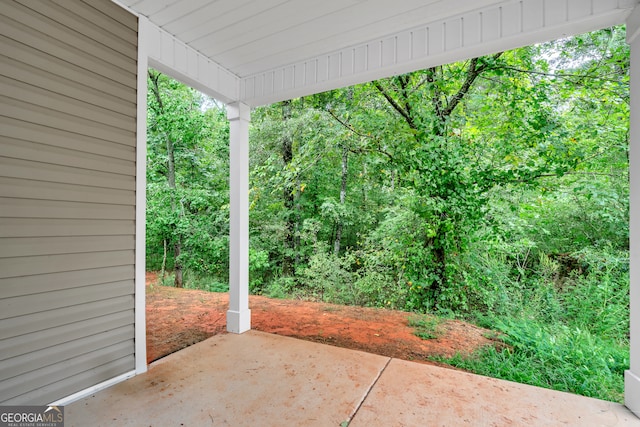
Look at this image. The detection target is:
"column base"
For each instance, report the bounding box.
[625,370,640,418]
[227,309,251,334]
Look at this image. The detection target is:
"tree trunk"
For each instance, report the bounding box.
[149,71,184,288]
[374,59,501,298]
[281,100,296,276]
[161,238,167,281]
[173,241,183,288]
[165,134,183,288]
[334,145,348,256]
[431,239,446,294]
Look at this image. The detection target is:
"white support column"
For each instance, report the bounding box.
[626,4,640,417]
[134,15,149,374]
[227,102,251,333]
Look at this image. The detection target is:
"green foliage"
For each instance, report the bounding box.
[146,70,230,286]
[147,28,630,402]
[158,272,229,293]
[560,248,630,339]
[437,244,630,403]
[349,251,408,309]
[299,249,352,302]
[264,276,298,299]
[442,320,628,403]
[184,273,229,293]
[408,315,445,340]
[249,248,271,293]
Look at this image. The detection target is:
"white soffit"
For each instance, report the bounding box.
[120,0,637,106]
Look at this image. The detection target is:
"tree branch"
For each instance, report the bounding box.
[498,65,624,84]
[325,108,394,160]
[426,67,444,121]
[442,53,503,118]
[148,70,165,113]
[373,81,417,130]
[397,75,415,128]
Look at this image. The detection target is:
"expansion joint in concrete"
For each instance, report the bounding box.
[346,357,392,425]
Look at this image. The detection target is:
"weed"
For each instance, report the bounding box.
[438,318,628,403]
[408,315,444,340]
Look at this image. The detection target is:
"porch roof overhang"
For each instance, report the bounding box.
[111,0,640,417]
[118,0,637,107]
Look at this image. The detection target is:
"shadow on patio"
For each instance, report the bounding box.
[66,331,638,426]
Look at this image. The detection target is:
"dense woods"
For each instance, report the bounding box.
[146,28,630,402]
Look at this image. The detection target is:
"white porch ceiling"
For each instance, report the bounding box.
[121,0,501,77]
[118,0,637,106]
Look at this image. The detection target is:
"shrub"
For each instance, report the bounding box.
[442,318,628,403]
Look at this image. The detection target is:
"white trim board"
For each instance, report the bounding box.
[49,371,136,406]
[134,15,149,376]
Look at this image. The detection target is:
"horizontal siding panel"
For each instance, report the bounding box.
[0,265,134,298]
[0,157,135,190]
[0,296,134,340]
[0,218,134,238]
[0,236,135,258]
[0,14,135,89]
[1,310,132,362]
[5,354,135,405]
[0,97,135,147]
[1,56,136,117]
[0,198,135,220]
[17,0,137,59]
[3,1,136,75]
[0,250,135,278]
[0,137,135,175]
[0,0,138,405]
[0,177,135,205]
[0,77,135,132]
[80,0,138,33]
[1,301,132,355]
[0,118,135,163]
[1,325,134,382]
[1,35,136,104]
[0,311,134,370]
[0,340,134,403]
[0,311,134,362]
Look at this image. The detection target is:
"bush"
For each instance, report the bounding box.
[183,273,229,293]
[249,248,271,293]
[442,318,628,403]
[299,251,352,302]
[560,247,629,339]
[264,276,297,299]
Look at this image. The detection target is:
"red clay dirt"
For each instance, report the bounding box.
[145,272,496,365]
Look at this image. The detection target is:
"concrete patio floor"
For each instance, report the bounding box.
[67,331,639,426]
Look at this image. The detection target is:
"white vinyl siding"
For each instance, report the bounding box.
[0,0,138,404]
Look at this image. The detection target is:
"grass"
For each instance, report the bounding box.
[434,248,631,404]
[408,315,445,339]
[435,317,629,403]
[159,272,229,293]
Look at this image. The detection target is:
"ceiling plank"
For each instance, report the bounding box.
[194,0,364,58]
[171,0,284,44]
